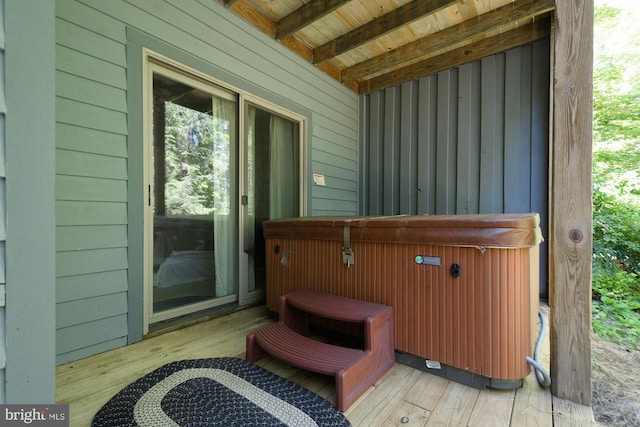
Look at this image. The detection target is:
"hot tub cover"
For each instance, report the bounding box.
[264,213,542,248]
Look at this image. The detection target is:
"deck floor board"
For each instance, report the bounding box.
[56,304,591,426]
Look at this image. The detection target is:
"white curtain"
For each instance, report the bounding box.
[269,115,298,219]
[212,96,237,297]
[246,106,257,291]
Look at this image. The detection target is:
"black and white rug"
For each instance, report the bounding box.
[91,357,351,427]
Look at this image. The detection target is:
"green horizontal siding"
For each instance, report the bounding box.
[56,45,126,89]
[311,198,358,215]
[0,0,4,399]
[124,0,358,122]
[57,337,128,365]
[56,18,126,67]
[56,175,127,202]
[57,293,128,329]
[57,270,128,304]
[56,0,127,44]
[0,181,5,240]
[57,71,127,112]
[0,57,5,115]
[56,98,127,134]
[57,225,127,252]
[57,149,127,180]
[57,123,127,157]
[0,243,5,284]
[56,0,360,363]
[56,201,127,226]
[310,161,357,183]
[312,147,357,172]
[56,315,128,363]
[57,248,128,278]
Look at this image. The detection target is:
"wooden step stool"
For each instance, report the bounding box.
[246,289,395,411]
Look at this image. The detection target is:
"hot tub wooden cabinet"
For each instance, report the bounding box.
[263,213,543,389]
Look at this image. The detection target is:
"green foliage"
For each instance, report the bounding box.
[592,188,640,350]
[593,79,640,142]
[593,142,640,198]
[592,0,640,349]
[592,265,640,350]
[592,188,640,274]
[163,102,231,216]
[593,3,640,143]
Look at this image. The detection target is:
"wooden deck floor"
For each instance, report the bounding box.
[56,305,594,426]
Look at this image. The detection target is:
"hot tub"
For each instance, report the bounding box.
[263,213,543,388]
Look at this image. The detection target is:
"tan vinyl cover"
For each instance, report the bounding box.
[264,213,542,381]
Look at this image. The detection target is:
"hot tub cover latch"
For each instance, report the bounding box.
[342,226,354,267]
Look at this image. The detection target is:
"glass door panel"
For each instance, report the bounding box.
[243,104,300,299]
[150,71,237,319]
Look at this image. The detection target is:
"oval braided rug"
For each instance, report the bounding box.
[91,357,351,427]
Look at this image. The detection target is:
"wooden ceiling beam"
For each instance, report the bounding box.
[224,0,358,92]
[342,0,555,83]
[275,0,352,40]
[358,15,551,94]
[313,0,461,64]
[222,0,238,7]
[226,0,275,35]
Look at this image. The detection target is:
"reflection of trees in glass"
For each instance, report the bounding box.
[164,102,230,216]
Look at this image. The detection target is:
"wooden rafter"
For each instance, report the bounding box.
[225,0,359,92]
[358,15,552,94]
[221,0,556,94]
[275,0,351,40]
[313,0,461,64]
[342,0,555,84]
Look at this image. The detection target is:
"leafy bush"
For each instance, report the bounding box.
[592,187,640,274]
[592,266,640,350]
[592,187,640,349]
[591,1,640,349]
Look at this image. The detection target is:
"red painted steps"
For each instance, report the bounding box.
[246,289,395,412]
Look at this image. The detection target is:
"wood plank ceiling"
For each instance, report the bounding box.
[219,0,555,94]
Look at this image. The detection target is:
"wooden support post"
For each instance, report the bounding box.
[549,0,594,406]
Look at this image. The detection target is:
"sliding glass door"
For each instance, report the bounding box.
[242,103,300,302]
[146,64,238,324]
[144,55,305,329]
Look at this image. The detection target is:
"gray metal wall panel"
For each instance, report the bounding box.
[436,70,458,215]
[360,39,551,296]
[367,92,384,214]
[358,96,369,214]
[456,62,481,214]
[383,87,401,215]
[480,54,506,213]
[400,81,418,214]
[416,76,438,214]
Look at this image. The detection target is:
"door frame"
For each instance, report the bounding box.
[238,94,309,306]
[140,49,308,334]
[143,54,240,331]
